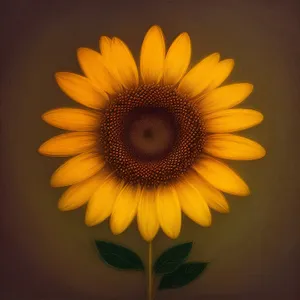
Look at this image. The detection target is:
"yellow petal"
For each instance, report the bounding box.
[85,175,121,226]
[140,25,165,84]
[55,72,108,109]
[204,134,266,160]
[163,32,191,85]
[137,188,160,242]
[42,108,100,131]
[203,109,263,133]
[99,36,113,70]
[198,83,253,114]
[184,171,229,213]
[110,37,139,89]
[156,185,181,239]
[50,152,105,187]
[177,53,220,97]
[110,185,139,235]
[77,47,121,94]
[38,132,98,157]
[58,173,104,211]
[99,36,112,59]
[193,155,250,196]
[207,59,234,90]
[176,180,211,227]
[99,36,122,83]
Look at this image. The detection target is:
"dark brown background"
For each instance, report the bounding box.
[1,0,300,299]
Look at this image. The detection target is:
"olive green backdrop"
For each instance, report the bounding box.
[1,0,299,299]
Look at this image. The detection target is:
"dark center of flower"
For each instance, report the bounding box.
[99,84,206,187]
[124,107,177,161]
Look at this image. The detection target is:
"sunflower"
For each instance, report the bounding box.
[39,25,265,242]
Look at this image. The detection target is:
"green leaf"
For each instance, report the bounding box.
[95,241,144,271]
[158,262,209,290]
[154,242,193,274]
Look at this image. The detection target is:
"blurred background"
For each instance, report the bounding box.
[0,0,299,299]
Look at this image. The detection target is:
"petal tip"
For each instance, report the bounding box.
[110,227,122,235]
[100,35,111,43]
[110,218,123,235]
[256,111,264,123]
[77,47,85,54]
[228,58,235,68]
[242,186,251,196]
[58,204,66,211]
[248,83,254,92]
[202,220,212,227]
[37,144,45,155]
[164,224,181,239]
[167,232,180,239]
[77,47,89,59]
[220,205,230,214]
[145,25,164,41]
[54,71,67,80]
[111,36,119,43]
[41,112,49,122]
[41,110,59,127]
[149,24,162,32]
[261,147,267,158]
[180,32,190,40]
[54,72,61,81]
[213,52,221,60]
[50,175,63,188]
[58,200,72,211]
[141,233,154,243]
[85,216,97,227]
[50,181,59,188]
[260,112,264,120]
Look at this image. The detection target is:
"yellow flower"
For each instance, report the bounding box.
[39,25,265,242]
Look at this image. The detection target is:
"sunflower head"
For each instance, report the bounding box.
[39,25,265,242]
[100,84,206,187]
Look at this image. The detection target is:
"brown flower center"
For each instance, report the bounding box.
[99,84,206,187]
[124,107,177,161]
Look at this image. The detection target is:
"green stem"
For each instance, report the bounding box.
[148,241,153,300]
